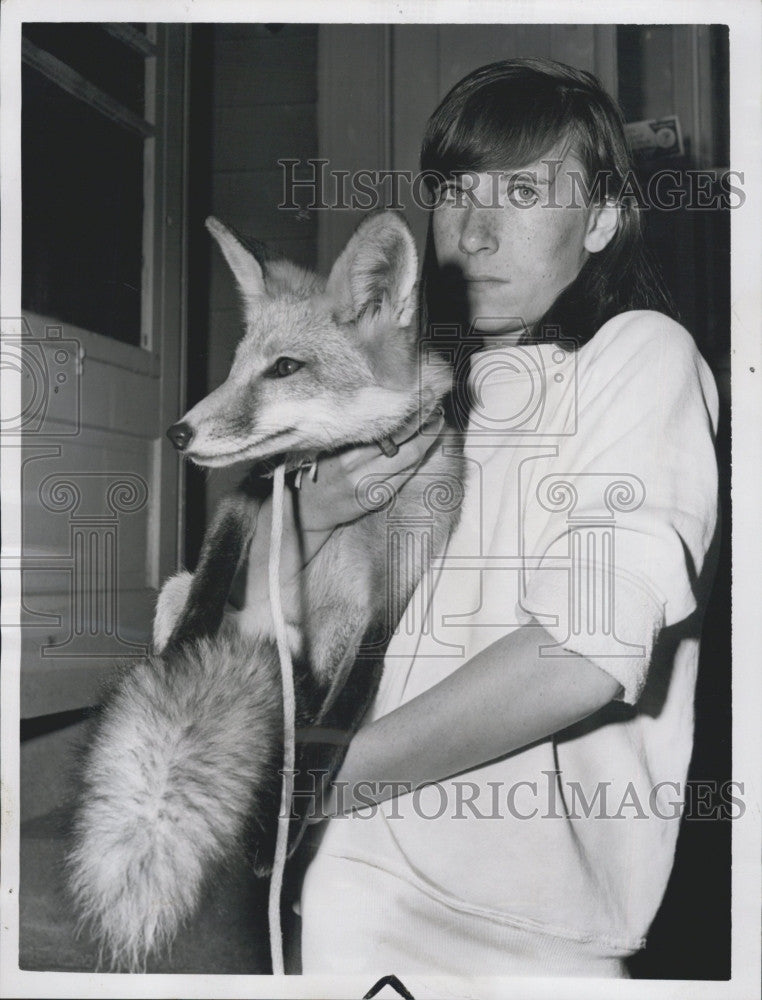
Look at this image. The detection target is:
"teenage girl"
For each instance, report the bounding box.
[244,58,719,986]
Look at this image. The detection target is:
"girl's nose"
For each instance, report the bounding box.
[458,206,499,255]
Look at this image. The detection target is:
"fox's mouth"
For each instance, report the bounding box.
[186,427,298,468]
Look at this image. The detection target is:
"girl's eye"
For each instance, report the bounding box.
[509,185,539,207]
[269,357,303,378]
[438,182,462,203]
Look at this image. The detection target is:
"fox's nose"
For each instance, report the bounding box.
[167,421,194,451]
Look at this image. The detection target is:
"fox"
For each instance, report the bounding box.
[66,210,465,971]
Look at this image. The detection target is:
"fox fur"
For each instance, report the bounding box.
[67,211,464,970]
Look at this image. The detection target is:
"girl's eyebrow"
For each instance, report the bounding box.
[446,171,553,189]
[499,173,550,186]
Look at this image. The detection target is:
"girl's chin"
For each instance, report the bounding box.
[468,315,530,336]
[465,295,532,334]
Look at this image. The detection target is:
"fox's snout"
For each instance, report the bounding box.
[167,421,194,452]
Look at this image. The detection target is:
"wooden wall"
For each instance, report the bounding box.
[318,24,617,272]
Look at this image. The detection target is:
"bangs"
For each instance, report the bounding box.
[421,68,595,181]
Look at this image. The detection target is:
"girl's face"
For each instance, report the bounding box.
[432,144,617,338]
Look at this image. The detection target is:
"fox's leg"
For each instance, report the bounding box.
[291,626,386,829]
[164,486,264,656]
[238,607,375,876]
[235,637,333,877]
[292,599,377,804]
[243,613,387,874]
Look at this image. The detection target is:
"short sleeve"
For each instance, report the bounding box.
[516,312,720,705]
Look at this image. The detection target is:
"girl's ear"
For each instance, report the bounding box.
[584,201,620,253]
[327,211,418,327]
[206,216,268,297]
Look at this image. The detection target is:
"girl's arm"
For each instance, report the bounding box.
[319,623,622,817]
[309,318,717,817]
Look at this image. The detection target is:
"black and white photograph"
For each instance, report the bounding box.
[1,2,760,999]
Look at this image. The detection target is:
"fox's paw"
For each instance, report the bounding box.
[243,770,284,878]
[153,571,193,653]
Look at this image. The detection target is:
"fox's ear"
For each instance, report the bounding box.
[327,212,418,327]
[206,217,267,298]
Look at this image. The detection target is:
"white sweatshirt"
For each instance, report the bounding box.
[305,310,720,959]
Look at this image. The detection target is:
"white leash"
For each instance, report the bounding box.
[267,463,296,975]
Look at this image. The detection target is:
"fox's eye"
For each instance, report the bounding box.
[269,357,303,378]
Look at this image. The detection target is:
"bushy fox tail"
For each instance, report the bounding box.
[67,633,282,971]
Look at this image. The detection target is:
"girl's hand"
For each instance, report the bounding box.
[229,408,446,613]
[294,408,446,534]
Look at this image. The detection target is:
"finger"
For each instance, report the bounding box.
[369,426,451,502]
[358,464,427,508]
[315,439,409,480]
